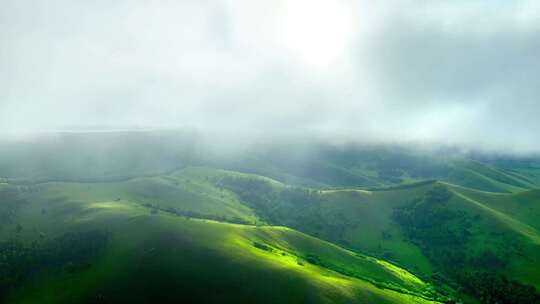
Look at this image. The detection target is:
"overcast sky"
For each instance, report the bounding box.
[1,0,539,153]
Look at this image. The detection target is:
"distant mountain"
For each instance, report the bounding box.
[0,169,443,303]
[1,131,539,303]
[2,130,540,193]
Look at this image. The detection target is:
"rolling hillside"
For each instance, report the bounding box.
[2,131,540,193]
[0,175,445,303]
[209,168,540,302]
[1,132,540,303]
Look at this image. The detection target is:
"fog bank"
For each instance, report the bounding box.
[1,0,539,153]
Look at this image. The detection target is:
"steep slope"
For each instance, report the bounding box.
[442,185,540,287]
[3,163,540,303]
[214,171,540,302]
[214,173,437,274]
[0,181,443,303]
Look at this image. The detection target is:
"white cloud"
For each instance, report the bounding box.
[1,0,539,153]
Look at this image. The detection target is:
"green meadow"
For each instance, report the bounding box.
[1,135,540,303]
[1,174,441,304]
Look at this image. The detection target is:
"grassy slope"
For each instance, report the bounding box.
[206,169,540,292]
[317,183,540,289]
[0,181,440,304]
[3,132,540,193]
[316,184,437,275]
[229,156,540,193]
[443,185,540,287]
[198,167,540,291]
[7,168,260,230]
[3,164,540,302]
[226,144,540,193]
[445,161,535,193]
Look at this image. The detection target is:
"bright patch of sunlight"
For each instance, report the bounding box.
[279,0,354,69]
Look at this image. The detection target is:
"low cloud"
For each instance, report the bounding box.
[1,0,539,154]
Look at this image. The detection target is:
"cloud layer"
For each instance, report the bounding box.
[1,0,539,153]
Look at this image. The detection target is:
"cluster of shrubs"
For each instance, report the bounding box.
[216,176,357,247]
[456,271,540,304]
[0,230,109,301]
[252,242,272,252]
[215,177,277,221]
[393,185,470,250]
[215,176,322,223]
[393,185,539,303]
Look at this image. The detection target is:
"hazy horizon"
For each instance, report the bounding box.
[2,0,539,154]
[2,4,540,302]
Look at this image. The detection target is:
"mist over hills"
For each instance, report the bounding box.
[1,130,540,303]
[1,130,539,192]
[2,0,540,303]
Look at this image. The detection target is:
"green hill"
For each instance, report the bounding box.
[2,131,540,193]
[1,132,540,303]
[212,170,540,302]
[0,178,444,303]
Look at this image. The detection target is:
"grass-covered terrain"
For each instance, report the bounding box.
[207,168,540,303]
[2,131,540,193]
[1,132,540,303]
[0,177,442,303]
